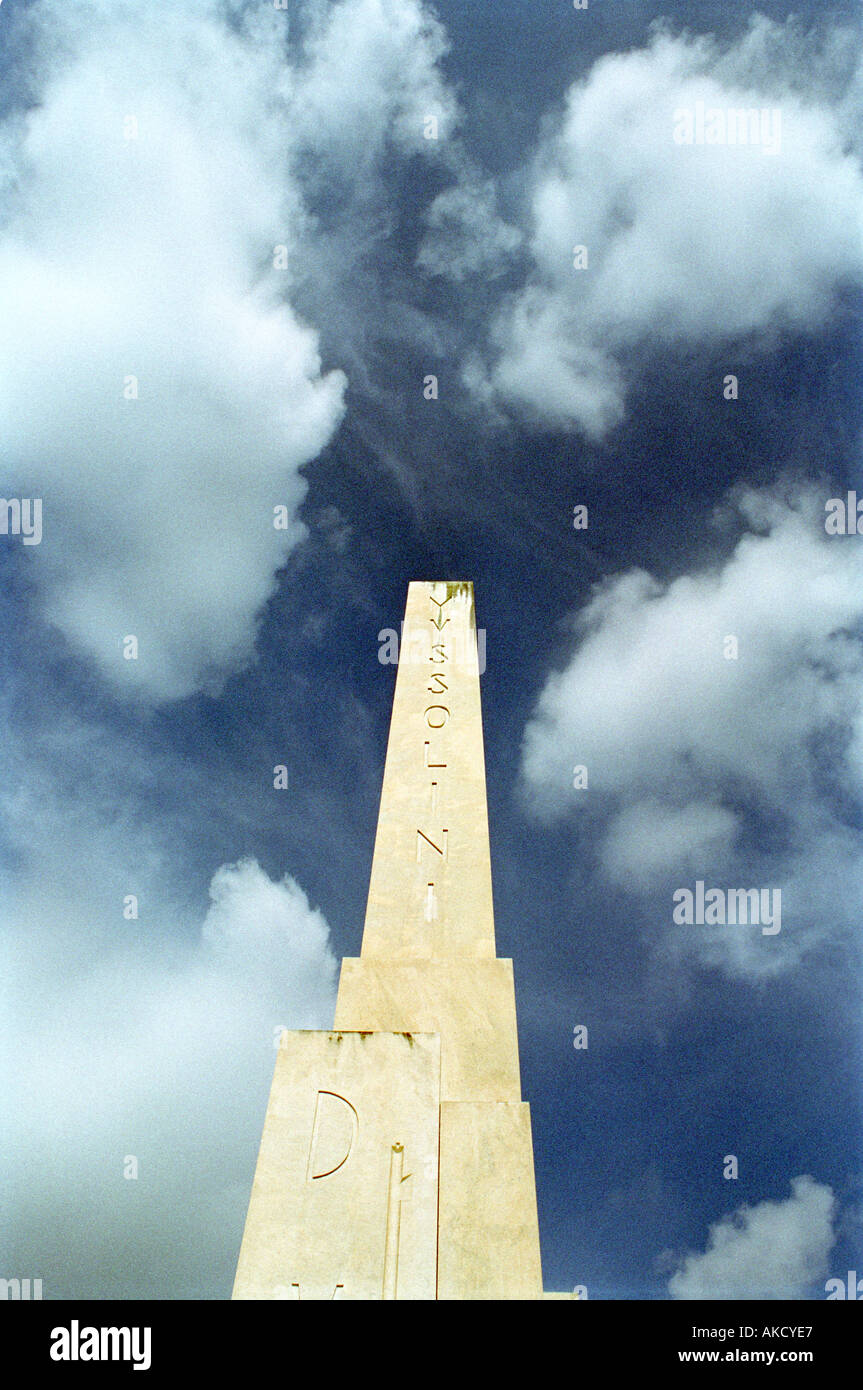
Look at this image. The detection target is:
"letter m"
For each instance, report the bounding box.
[102,1329,130,1360]
[727,108,760,144]
[727,888,760,924]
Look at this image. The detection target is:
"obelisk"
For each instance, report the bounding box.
[232,582,546,1299]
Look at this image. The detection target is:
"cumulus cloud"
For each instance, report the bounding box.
[4,853,337,1297]
[0,0,459,703]
[294,0,457,169]
[668,1175,836,1299]
[0,0,351,701]
[480,20,863,436]
[520,485,863,977]
[202,857,336,994]
[0,664,340,1296]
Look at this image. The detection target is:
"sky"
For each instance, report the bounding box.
[1,0,861,1300]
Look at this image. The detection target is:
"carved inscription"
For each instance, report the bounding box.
[283,1281,344,1300]
[416,589,459,928]
[416,828,448,861]
[424,740,446,769]
[306,1090,359,1180]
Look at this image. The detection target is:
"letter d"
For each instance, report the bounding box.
[307,1091,358,1180]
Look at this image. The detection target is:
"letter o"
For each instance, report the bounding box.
[424,705,450,728]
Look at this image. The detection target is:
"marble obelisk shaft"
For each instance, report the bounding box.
[232,582,544,1299]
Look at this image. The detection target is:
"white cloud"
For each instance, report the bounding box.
[0,0,461,704]
[202,857,337,997]
[0,0,348,700]
[669,1175,836,1299]
[294,0,457,168]
[0,682,339,1296]
[483,21,863,436]
[520,486,863,977]
[4,852,338,1296]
